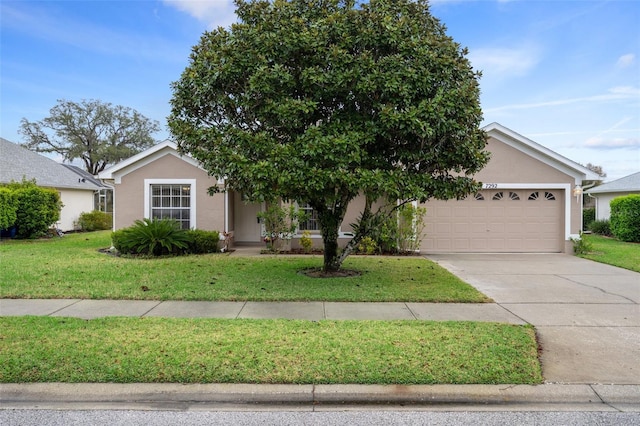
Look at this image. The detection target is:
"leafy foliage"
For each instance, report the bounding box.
[588,219,611,236]
[0,187,18,231]
[610,194,640,243]
[1,179,62,239]
[169,0,488,271]
[299,230,314,253]
[112,218,191,256]
[583,207,595,231]
[257,204,306,251]
[356,236,378,254]
[571,233,593,255]
[19,99,160,174]
[77,210,112,232]
[186,229,220,254]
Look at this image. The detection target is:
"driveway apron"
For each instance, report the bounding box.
[425,253,640,385]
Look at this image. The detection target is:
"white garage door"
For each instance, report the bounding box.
[421,189,563,253]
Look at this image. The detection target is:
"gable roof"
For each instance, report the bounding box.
[0,138,104,191]
[482,123,600,184]
[98,140,206,183]
[97,124,600,185]
[586,171,640,194]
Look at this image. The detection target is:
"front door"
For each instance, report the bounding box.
[233,192,263,243]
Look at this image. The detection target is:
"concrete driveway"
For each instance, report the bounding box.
[425,253,640,385]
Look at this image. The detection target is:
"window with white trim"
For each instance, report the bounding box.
[149,184,192,229]
[298,202,319,231]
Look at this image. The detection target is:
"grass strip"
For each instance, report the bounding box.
[0,317,542,385]
[0,231,488,302]
[578,234,640,273]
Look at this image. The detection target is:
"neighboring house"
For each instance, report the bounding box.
[0,137,109,232]
[98,123,599,253]
[585,171,640,220]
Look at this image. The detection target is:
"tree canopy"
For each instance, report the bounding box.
[169,0,489,271]
[20,99,160,175]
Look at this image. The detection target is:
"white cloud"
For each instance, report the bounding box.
[609,86,640,96]
[468,46,540,78]
[163,0,237,29]
[584,137,640,149]
[616,53,635,68]
[485,86,640,114]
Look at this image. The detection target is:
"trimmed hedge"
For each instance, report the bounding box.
[186,229,220,254]
[0,187,18,231]
[1,180,62,239]
[588,219,611,236]
[77,210,113,231]
[610,194,640,243]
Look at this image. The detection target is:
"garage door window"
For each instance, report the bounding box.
[527,191,557,201]
[509,192,520,200]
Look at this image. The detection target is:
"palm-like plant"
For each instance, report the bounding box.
[119,218,191,256]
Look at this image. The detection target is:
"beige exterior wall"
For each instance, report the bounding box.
[288,136,583,253]
[475,137,575,184]
[112,153,224,231]
[422,138,582,252]
[57,188,96,231]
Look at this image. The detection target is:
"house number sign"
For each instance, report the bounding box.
[483,183,498,189]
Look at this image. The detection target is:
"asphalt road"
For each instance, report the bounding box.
[2,409,639,426]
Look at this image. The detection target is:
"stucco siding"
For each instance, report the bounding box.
[58,189,95,231]
[112,153,224,231]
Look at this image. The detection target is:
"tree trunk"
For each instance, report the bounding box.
[322,225,341,272]
[316,199,349,272]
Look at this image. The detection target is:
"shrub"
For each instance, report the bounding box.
[0,187,17,231]
[357,236,378,255]
[369,204,427,254]
[258,204,306,252]
[110,229,131,254]
[588,219,611,236]
[187,229,220,254]
[571,232,593,255]
[610,194,640,243]
[77,210,112,232]
[396,204,427,253]
[8,179,62,239]
[300,230,313,253]
[112,218,191,256]
[583,208,595,231]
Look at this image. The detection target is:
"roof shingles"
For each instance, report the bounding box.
[0,138,105,190]
[586,171,640,194]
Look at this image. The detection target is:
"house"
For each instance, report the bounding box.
[585,171,640,220]
[0,137,110,232]
[98,123,599,253]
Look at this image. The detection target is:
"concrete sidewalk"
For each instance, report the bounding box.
[0,299,526,323]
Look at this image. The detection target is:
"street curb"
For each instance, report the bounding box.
[2,383,639,409]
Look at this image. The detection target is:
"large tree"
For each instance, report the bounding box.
[20,99,160,175]
[169,0,489,272]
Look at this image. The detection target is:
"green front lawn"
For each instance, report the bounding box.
[579,234,640,273]
[0,231,489,302]
[0,317,542,384]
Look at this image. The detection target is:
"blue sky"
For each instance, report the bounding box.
[1,0,638,181]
